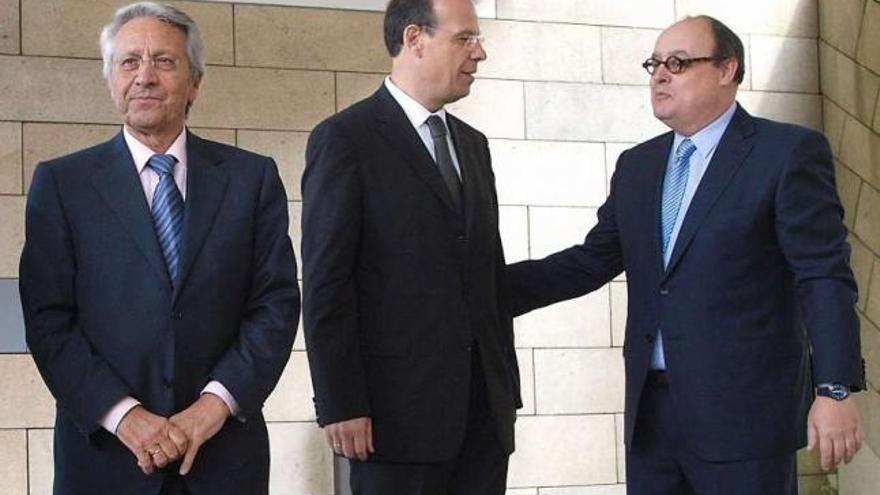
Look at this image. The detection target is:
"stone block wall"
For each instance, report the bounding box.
[819,1,880,494]
[0,0,860,493]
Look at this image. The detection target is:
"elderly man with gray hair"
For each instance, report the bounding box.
[19,2,300,494]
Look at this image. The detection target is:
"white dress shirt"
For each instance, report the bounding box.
[99,127,240,434]
[384,76,462,178]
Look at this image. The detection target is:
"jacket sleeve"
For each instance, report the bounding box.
[301,121,371,426]
[208,158,300,418]
[506,157,627,317]
[20,163,130,435]
[774,129,864,389]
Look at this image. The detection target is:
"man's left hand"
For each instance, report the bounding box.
[807,396,864,471]
[169,393,231,475]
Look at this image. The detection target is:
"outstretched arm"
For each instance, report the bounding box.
[508,168,626,316]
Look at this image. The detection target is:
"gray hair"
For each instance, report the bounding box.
[99,2,205,82]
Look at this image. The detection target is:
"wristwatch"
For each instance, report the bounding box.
[816,384,851,401]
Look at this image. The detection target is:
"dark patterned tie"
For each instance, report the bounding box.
[146,154,184,284]
[425,115,463,210]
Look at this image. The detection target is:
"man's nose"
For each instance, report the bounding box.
[134,61,159,85]
[651,63,672,84]
[471,40,487,62]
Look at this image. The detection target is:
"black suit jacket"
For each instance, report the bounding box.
[302,86,521,463]
[509,105,863,462]
[19,131,300,494]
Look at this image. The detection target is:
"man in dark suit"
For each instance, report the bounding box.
[508,16,865,494]
[19,3,299,494]
[301,0,520,493]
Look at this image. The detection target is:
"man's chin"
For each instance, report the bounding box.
[441,88,470,106]
[123,116,167,135]
[126,117,156,127]
[652,107,672,123]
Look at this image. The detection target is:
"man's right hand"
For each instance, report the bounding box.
[116,406,189,474]
[324,416,374,461]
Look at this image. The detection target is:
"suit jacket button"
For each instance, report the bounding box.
[644,334,655,344]
[456,234,466,241]
[464,344,473,352]
[659,287,669,296]
[163,377,172,388]
[172,311,183,320]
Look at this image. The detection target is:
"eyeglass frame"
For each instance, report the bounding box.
[641,55,726,75]
[114,54,182,73]
[421,24,485,49]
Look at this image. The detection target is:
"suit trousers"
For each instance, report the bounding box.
[160,472,190,495]
[349,345,509,495]
[626,372,798,495]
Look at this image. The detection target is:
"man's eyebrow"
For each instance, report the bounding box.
[651,49,691,58]
[455,28,480,36]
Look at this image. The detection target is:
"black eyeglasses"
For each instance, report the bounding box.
[641,55,723,75]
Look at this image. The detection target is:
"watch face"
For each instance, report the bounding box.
[830,387,849,401]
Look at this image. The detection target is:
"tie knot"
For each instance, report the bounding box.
[425,115,447,139]
[676,138,697,163]
[147,154,177,176]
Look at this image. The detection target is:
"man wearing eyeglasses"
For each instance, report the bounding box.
[19,3,299,493]
[508,15,864,494]
[301,0,520,494]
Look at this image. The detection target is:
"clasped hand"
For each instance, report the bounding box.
[116,393,230,475]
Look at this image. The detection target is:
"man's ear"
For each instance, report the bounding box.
[403,24,424,56]
[187,75,203,111]
[719,58,739,86]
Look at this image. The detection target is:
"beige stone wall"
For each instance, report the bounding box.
[0,0,864,493]
[820,1,880,494]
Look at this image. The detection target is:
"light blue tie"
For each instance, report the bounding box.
[660,138,696,257]
[147,154,184,284]
[652,138,696,370]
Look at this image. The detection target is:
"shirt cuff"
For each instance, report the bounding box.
[202,380,240,416]
[100,396,141,435]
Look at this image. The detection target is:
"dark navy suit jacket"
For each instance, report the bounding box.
[509,105,863,462]
[302,86,520,463]
[19,131,300,494]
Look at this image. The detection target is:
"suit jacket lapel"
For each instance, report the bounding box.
[174,132,230,299]
[662,106,756,280]
[91,132,171,287]
[447,116,479,232]
[647,133,675,276]
[372,87,460,214]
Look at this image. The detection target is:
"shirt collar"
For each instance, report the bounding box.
[384,76,448,130]
[673,101,738,160]
[123,126,188,174]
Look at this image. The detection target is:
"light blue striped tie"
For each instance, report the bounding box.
[660,138,696,256]
[147,154,184,284]
[652,138,697,370]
